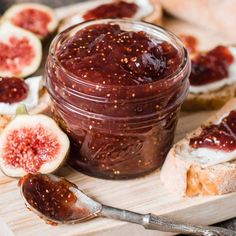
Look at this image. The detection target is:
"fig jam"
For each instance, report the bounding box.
[190,110,236,152]
[83,1,138,20]
[179,34,198,54]
[190,46,234,86]
[20,174,90,223]
[0,77,29,104]
[57,24,181,86]
[46,19,190,179]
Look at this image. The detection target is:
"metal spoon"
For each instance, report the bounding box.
[20,174,236,236]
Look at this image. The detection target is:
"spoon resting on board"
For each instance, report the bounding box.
[19,174,236,236]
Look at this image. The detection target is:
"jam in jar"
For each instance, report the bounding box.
[46,19,190,179]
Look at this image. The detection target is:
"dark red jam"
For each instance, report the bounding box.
[190,110,236,152]
[20,174,90,223]
[57,24,181,86]
[83,1,138,20]
[179,34,198,54]
[12,8,51,37]
[190,46,234,86]
[0,77,28,104]
[46,20,190,179]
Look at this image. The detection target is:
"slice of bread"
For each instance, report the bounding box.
[163,17,235,111]
[0,89,51,133]
[57,0,162,32]
[160,98,236,196]
[182,84,236,111]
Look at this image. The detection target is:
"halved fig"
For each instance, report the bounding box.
[58,0,162,32]
[0,22,42,77]
[0,108,70,177]
[2,3,58,39]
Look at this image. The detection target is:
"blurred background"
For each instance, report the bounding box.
[0,0,86,13]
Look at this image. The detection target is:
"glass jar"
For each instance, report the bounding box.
[45,19,190,179]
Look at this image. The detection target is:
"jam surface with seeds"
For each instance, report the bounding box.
[190,45,234,86]
[83,1,138,20]
[57,24,181,86]
[0,36,35,75]
[3,124,60,173]
[12,8,51,37]
[20,174,89,222]
[190,110,236,152]
[0,77,29,104]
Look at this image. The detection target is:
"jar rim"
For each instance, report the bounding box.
[49,18,189,90]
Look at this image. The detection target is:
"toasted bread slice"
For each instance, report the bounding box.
[160,98,236,196]
[57,0,162,32]
[182,84,236,111]
[163,17,236,111]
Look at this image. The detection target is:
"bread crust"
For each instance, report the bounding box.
[160,98,236,196]
[183,84,236,111]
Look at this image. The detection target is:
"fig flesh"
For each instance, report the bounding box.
[0,22,42,78]
[0,111,70,177]
[2,3,58,39]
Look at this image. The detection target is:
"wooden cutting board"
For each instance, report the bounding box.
[1,3,236,236]
[1,111,236,236]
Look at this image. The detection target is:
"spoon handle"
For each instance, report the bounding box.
[100,205,236,235]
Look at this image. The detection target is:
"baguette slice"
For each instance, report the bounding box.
[58,0,162,32]
[183,83,236,111]
[163,17,236,111]
[160,98,236,196]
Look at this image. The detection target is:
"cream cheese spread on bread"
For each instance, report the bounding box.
[179,109,236,167]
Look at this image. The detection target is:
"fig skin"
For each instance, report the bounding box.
[0,112,70,178]
[0,22,42,78]
[2,3,58,39]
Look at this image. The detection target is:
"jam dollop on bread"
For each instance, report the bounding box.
[190,46,234,86]
[83,1,138,20]
[0,77,29,104]
[190,110,236,152]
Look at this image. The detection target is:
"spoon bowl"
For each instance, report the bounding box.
[20,173,102,224]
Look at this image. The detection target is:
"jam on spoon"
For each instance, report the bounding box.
[19,174,93,224]
[19,173,235,235]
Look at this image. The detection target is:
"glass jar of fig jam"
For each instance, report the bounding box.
[46,19,190,179]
